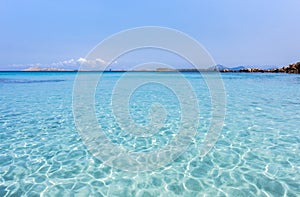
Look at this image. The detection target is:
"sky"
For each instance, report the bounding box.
[0,0,300,70]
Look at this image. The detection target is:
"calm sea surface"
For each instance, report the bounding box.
[0,72,299,196]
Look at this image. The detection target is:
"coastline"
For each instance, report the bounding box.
[0,62,300,74]
[0,62,299,74]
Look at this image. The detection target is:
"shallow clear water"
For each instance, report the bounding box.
[0,72,299,196]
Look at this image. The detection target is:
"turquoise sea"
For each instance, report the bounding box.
[0,72,299,196]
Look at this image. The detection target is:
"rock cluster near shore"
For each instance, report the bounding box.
[221,62,300,74]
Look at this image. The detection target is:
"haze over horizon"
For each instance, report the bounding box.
[1,0,299,71]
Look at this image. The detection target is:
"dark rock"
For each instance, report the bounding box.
[285,62,300,74]
[237,62,300,74]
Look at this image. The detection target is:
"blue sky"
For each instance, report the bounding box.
[0,0,300,70]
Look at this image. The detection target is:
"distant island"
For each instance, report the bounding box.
[20,62,300,74]
[23,67,67,72]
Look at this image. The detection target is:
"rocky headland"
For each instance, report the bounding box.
[220,62,300,74]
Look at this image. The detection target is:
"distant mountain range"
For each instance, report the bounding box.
[211,65,246,71]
